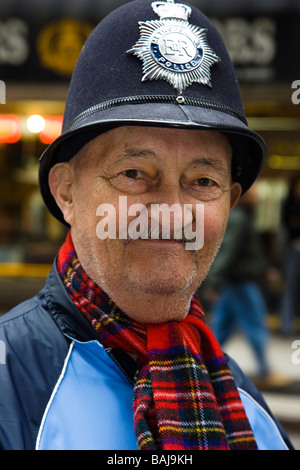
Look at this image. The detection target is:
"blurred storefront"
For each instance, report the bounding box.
[0,0,299,317]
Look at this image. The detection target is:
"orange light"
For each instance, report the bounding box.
[40,116,63,144]
[0,114,22,143]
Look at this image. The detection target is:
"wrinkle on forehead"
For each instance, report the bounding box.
[69,126,232,176]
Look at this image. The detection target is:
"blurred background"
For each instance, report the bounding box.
[0,0,299,449]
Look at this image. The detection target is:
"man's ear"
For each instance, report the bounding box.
[48,162,75,225]
[230,182,242,210]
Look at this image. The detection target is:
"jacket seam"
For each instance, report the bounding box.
[0,300,40,326]
[238,387,289,450]
[35,341,75,450]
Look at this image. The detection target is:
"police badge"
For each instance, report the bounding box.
[128,0,220,94]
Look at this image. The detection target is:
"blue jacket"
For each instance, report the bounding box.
[0,262,293,450]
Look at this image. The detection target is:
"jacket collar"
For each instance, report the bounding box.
[44,259,98,343]
[44,259,137,381]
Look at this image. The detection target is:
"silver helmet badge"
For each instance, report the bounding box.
[128,0,220,95]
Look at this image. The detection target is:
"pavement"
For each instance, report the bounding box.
[222,332,300,450]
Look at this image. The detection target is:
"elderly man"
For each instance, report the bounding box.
[0,0,293,451]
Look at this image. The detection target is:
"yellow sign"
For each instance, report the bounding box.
[268,155,300,170]
[37,19,93,76]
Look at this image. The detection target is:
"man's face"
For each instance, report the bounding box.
[52,126,241,322]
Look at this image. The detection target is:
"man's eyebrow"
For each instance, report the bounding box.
[188,157,228,172]
[113,147,158,164]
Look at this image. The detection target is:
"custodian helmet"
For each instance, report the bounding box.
[39,0,266,226]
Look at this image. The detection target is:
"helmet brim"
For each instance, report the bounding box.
[39,101,266,226]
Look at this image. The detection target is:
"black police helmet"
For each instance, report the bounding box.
[39,0,266,226]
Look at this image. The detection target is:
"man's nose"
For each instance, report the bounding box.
[148,174,186,207]
[145,180,194,235]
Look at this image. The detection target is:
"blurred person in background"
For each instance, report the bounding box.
[280,175,300,335]
[205,185,289,387]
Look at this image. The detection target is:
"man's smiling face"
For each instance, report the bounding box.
[49,126,241,323]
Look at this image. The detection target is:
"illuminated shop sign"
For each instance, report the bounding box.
[36,19,93,76]
[0,15,299,83]
[0,17,93,80]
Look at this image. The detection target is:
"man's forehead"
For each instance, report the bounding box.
[80,125,231,155]
[72,126,231,174]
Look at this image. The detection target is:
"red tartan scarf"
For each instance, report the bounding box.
[57,232,257,450]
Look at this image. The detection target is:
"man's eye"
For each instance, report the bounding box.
[195,178,215,187]
[122,169,143,179]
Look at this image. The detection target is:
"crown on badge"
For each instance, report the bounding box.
[152,0,192,22]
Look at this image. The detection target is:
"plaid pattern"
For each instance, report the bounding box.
[57,232,257,450]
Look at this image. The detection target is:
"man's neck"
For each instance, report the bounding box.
[101,286,193,324]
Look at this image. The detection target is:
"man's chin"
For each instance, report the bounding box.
[123,244,199,295]
[135,283,185,296]
[125,269,197,297]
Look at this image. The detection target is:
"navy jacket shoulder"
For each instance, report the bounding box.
[0,275,69,449]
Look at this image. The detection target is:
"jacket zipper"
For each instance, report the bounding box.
[105,348,135,385]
